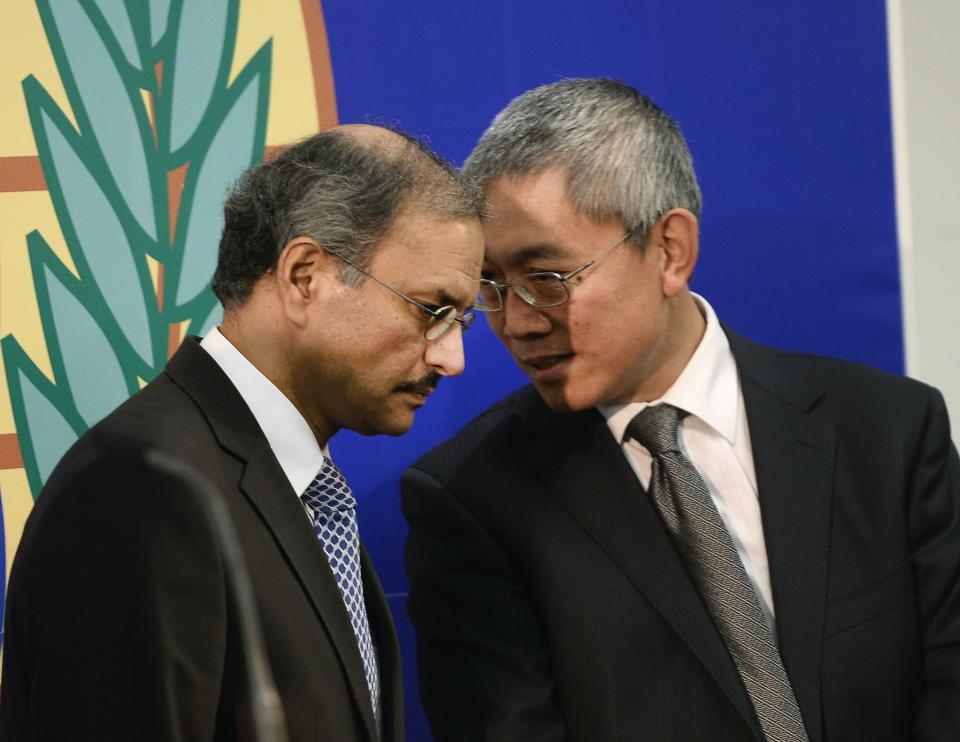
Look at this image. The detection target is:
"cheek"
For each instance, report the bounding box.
[485,313,507,340]
[564,294,609,342]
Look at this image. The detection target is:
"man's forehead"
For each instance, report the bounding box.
[373,210,483,293]
[483,240,571,269]
[480,168,602,267]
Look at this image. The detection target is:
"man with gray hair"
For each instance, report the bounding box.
[1,124,485,742]
[402,79,960,741]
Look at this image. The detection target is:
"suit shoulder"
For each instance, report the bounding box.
[412,385,540,475]
[42,373,207,499]
[729,327,939,403]
[775,348,937,402]
[730,332,948,441]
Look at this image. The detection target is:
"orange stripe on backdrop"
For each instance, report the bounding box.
[0,156,46,193]
[0,434,24,470]
[302,0,338,130]
[0,156,41,467]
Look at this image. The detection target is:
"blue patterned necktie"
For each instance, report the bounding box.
[627,404,808,742]
[301,458,380,722]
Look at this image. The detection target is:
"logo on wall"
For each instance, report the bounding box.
[0,0,337,639]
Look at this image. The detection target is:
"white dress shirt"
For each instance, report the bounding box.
[200,327,327,497]
[599,294,776,629]
[201,329,380,723]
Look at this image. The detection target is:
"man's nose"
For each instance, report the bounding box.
[425,323,466,376]
[495,289,552,340]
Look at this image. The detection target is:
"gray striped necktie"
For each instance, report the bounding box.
[627,404,808,742]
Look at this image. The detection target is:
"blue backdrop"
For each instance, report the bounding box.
[320,1,900,737]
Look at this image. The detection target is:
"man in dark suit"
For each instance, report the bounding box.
[402,79,960,741]
[1,125,485,741]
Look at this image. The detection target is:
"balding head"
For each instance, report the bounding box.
[212,124,485,307]
[337,122,406,147]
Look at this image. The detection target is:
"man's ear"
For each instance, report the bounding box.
[657,208,699,297]
[275,236,338,328]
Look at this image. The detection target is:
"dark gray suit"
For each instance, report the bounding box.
[403,329,960,741]
[1,337,403,742]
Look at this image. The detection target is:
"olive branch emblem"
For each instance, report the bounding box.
[2,0,272,499]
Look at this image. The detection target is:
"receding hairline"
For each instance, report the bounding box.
[336,123,413,155]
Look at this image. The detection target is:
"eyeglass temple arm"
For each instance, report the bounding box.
[561,230,635,282]
[335,251,446,319]
[354,258,472,327]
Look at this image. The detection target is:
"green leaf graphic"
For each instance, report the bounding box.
[11,0,271,498]
[30,235,138,427]
[24,80,161,372]
[162,0,238,158]
[168,41,272,314]
[149,0,174,49]
[194,298,224,337]
[1,337,84,500]
[37,0,161,241]
[90,0,145,73]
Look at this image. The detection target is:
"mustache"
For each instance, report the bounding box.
[395,372,441,396]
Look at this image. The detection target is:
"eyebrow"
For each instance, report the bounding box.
[420,288,470,311]
[436,289,462,307]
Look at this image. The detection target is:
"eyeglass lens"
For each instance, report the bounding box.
[477,273,569,311]
[425,306,473,341]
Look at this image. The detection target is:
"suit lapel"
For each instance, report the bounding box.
[729,330,833,742]
[166,338,379,741]
[361,547,403,742]
[240,440,380,740]
[523,401,760,735]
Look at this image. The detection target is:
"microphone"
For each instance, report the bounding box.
[144,450,289,742]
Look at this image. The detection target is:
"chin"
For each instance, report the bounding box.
[534,382,598,414]
[349,411,415,437]
[376,410,417,437]
[380,422,414,437]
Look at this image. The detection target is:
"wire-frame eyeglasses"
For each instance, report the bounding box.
[474,230,634,312]
[321,247,475,341]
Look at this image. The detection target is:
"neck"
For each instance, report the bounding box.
[219,309,336,450]
[633,291,706,403]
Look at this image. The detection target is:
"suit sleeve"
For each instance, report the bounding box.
[402,466,566,742]
[0,444,230,742]
[909,389,960,741]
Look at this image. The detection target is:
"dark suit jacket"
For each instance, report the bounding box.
[402,329,960,742]
[1,337,403,742]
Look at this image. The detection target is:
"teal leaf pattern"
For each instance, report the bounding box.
[25,83,159,369]
[194,299,224,337]
[9,0,271,500]
[1,337,84,500]
[38,0,159,241]
[170,42,271,311]
[166,0,237,156]
[16,372,78,493]
[31,242,136,427]
[90,0,145,73]
[149,0,174,48]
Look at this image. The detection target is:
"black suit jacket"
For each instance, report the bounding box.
[402,329,960,742]
[1,337,403,742]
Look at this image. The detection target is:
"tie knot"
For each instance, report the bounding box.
[301,458,356,515]
[626,404,686,456]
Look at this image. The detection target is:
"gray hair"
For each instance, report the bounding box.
[213,126,485,306]
[462,78,702,242]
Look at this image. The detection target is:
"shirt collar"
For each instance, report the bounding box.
[600,293,739,445]
[200,327,326,495]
